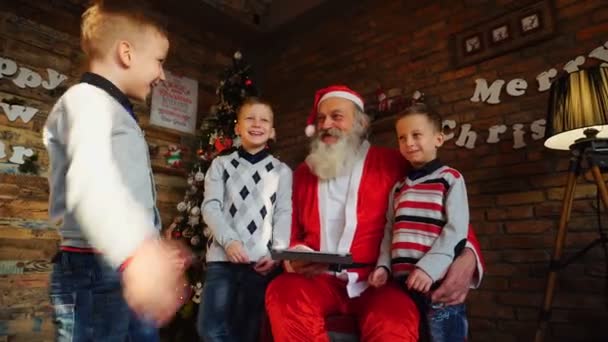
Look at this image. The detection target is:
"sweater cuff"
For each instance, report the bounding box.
[416,254,452,282]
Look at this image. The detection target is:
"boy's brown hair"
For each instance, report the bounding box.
[81,0,168,60]
[396,102,443,132]
[237,97,274,122]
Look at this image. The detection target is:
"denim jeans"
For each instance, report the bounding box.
[410,291,468,342]
[49,251,159,342]
[197,262,273,342]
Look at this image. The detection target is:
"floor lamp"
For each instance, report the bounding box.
[535,65,608,342]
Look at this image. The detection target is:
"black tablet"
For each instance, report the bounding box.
[270,249,353,265]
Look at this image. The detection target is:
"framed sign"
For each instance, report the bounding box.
[150,70,198,134]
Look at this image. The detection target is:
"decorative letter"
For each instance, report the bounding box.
[0,141,5,159]
[12,67,42,89]
[537,68,558,92]
[563,56,586,73]
[42,68,68,90]
[443,120,457,141]
[0,102,38,123]
[589,41,608,63]
[513,124,526,149]
[531,119,546,140]
[455,124,477,149]
[506,79,528,97]
[0,57,18,79]
[9,146,34,164]
[470,79,505,104]
[487,125,508,143]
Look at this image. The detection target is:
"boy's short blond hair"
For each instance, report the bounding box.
[81,0,167,60]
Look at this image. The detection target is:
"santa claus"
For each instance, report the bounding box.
[265,85,484,341]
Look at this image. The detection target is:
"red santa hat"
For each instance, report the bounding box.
[305,85,365,137]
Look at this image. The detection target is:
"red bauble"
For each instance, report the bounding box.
[245,79,253,86]
[197,148,205,156]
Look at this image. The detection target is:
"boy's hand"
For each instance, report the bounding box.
[225,241,250,263]
[406,268,433,293]
[122,239,189,326]
[368,267,388,287]
[253,256,277,275]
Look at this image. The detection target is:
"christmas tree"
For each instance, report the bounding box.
[161,51,259,337]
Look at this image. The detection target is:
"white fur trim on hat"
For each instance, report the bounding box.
[318,91,364,111]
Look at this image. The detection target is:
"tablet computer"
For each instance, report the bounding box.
[270,249,353,265]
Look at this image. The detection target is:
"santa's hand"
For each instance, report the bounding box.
[167,240,193,272]
[406,268,432,293]
[254,256,277,275]
[431,248,476,305]
[287,260,328,277]
[225,241,249,263]
[368,267,388,287]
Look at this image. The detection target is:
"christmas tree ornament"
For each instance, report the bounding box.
[165,145,183,168]
[177,201,188,212]
[187,175,194,186]
[194,170,205,182]
[190,235,201,246]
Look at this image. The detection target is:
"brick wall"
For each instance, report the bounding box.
[261,0,608,341]
[0,0,246,340]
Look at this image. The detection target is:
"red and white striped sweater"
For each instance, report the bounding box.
[388,159,470,282]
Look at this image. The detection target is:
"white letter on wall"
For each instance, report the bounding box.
[589,41,608,63]
[0,102,39,123]
[470,79,505,104]
[487,125,508,143]
[563,56,586,73]
[42,68,68,90]
[12,67,42,89]
[531,119,546,140]
[513,124,526,149]
[443,120,457,141]
[0,57,18,79]
[9,146,34,164]
[537,68,558,92]
[455,124,477,149]
[506,79,528,97]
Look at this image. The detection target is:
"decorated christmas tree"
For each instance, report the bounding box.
[161,51,259,336]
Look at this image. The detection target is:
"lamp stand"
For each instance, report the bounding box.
[535,138,608,342]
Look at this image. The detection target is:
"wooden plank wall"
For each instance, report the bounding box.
[0,1,246,340]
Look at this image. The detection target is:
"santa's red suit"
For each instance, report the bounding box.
[265,142,484,342]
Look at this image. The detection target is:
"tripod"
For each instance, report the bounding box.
[535,132,608,342]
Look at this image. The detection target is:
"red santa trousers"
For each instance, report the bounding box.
[265,273,419,342]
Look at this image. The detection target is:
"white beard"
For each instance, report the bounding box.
[306,127,363,180]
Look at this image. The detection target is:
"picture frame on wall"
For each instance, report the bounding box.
[490,23,511,45]
[520,11,542,35]
[450,0,554,68]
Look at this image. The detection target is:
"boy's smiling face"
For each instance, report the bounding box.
[235,103,275,154]
[396,113,444,168]
[121,27,169,101]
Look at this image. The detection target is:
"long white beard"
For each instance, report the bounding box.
[306,127,363,180]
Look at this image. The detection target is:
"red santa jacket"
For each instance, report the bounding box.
[290,144,485,296]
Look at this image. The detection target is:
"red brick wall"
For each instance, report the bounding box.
[261,0,608,341]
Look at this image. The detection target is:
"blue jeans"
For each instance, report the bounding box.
[197,262,272,342]
[410,291,468,342]
[49,251,159,342]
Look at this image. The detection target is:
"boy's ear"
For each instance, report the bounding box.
[269,127,276,141]
[117,40,133,67]
[435,132,445,147]
[234,122,240,136]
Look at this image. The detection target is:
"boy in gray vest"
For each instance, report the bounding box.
[197,98,292,342]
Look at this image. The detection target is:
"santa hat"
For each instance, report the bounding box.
[305,85,365,137]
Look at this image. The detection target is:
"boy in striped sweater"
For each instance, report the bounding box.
[369,102,470,342]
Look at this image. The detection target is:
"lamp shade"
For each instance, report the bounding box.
[544,66,608,150]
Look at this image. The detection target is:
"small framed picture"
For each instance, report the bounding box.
[463,34,483,55]
[520,12,542,34]
[490,23,510,45]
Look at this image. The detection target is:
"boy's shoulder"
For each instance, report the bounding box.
[436,164,464,181]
